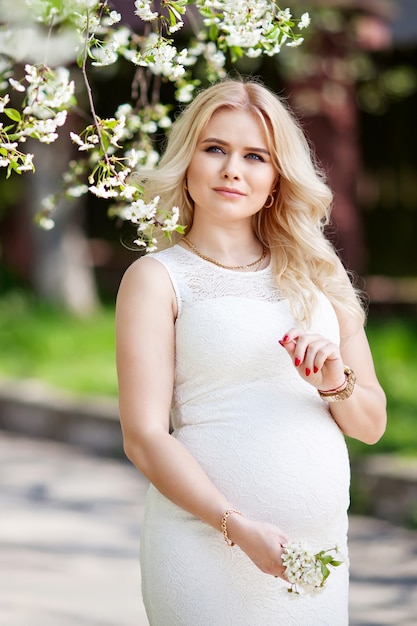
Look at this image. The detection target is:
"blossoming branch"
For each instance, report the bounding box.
[0,0,310,249]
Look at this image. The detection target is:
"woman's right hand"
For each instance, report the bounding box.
[226,514,289,579]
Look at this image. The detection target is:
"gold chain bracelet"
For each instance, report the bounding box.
[221,509,242,546]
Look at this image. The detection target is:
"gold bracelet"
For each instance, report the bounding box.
[221,509,241,546]
[318,366,356,402]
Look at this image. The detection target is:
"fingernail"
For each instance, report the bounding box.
[283,335,290,342]
[278,340,284,347]
[305,368,311,376]
[314,366,319,374]
[294,357,301,367]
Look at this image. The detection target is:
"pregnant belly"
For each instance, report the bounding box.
[174,402,350,543]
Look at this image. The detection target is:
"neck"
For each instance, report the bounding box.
[182,229,268,271]
[185,227,264,267]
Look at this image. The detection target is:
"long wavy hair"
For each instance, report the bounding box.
[140,78,365,327]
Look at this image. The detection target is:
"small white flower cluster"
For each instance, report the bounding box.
[196,1,310,58]
[281,542,344,595]
[0,63,74,174]
[134,33,189,81]
[134,0,159,22]
[119,198,182,251]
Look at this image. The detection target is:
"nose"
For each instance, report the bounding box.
[221,154,241,180]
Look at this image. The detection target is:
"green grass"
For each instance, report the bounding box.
[347,315,417,459]
[0,292,416,457]
[0,291,117,397]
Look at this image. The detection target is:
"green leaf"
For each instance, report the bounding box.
[320,562,331,581]
[209,24,218,41]
[230,46,244,63]
[4,108,21,122]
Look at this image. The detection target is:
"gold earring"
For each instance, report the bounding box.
[264,191,275,209]
[183,178,189,192]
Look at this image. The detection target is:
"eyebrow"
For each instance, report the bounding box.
[201,137,271,155]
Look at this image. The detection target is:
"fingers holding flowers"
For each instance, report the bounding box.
[227,515,289,579]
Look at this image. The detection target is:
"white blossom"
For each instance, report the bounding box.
[176,83,195,103]
[134,0,158,21]
[9,77,25,92]
[39,132,58,143]
[70,132,99,151]
[141,121,157,134]
[39,216,55,230]
[0,142,18,150]
[125,148,144,168]
[204,42,226,71]
[91,45,119,67]
[16,152,34,172]
[299,13,311,30]
[161,206,180,232]
[0,94,10,113]
[67,184,88,197]
[158,116,172,129]
[286,38,304,48]
[121,195,160,222]
[169,20,184,34]
[110,115,127,146]
[246,47,263,59]
[111,26,131,49]
[108,10,122,25]
[278,8,292,21]
[120,184,138,200]
[89,182,119,198]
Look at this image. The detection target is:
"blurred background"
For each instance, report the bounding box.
[1,2,417,624]
[0,0,416,522]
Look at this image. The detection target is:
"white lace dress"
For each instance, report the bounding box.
[139,244,350,626]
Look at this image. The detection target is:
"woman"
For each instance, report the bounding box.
[116,79,386,625]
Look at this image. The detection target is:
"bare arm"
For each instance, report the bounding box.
[116,257,288,577]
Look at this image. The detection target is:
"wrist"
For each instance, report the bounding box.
[221,508,243,546]
[318,366,356,402]
[318,376,348,394]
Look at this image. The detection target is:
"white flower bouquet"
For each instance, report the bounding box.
[281,542,344,595]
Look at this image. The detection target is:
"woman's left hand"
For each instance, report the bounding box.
[279,328,346,392]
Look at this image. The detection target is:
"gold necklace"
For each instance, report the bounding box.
[182,237,267,271]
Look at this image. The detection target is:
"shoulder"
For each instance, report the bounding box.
[120,253,172,290]
[117,253,177,319]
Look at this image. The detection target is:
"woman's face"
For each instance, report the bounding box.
[186,108,277,227]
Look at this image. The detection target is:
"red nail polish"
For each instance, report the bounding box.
[294,357,301,367]
[278,340,284,346]
[314,366,319,374]
[283,335,290,342]
[305,368,311,376]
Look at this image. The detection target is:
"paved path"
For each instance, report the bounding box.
[1,432,417,626]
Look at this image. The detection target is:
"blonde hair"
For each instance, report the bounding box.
[141,78,365,327]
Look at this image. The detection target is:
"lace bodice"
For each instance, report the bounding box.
[150,244,286,312]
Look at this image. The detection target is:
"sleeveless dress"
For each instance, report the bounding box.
[139,244,350,626]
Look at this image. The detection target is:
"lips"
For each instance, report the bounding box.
[213,187,246,197]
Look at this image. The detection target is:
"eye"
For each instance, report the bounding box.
[205,145,224,154]
[246,152,264,162]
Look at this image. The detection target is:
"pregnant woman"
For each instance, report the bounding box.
[116,79,386,625]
